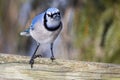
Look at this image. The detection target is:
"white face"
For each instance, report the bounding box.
[46,8,61,21]
[45,8,61,28]
[46,12,61,21]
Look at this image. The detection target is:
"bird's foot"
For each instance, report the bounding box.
[29,59,34,68]
[34,54,42,58]
[29,54,42,68]
[50,56,55,62]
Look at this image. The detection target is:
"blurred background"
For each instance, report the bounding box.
[0,0,120,64]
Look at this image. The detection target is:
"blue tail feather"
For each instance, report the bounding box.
[20,28,30,36]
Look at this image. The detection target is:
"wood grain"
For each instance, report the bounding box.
[0,53,120,80]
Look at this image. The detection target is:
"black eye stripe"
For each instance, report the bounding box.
[47,12,60,18]
[47,14,51,17]
[53,12,60,15]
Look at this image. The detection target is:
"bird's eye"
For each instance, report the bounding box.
[51,14,53,18]
[57,12,60,15]
[47,14,51,17]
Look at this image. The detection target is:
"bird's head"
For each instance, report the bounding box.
[44,8,61,31]
[46,8,61,21]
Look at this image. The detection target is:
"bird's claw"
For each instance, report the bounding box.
[29,54,42,68]
[29,59,34,68]
[50,56,55,62]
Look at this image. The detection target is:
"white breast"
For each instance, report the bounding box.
[30,22,62,44]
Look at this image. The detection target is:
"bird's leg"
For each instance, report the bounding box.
[29,43,40,68]
[50,43,55,61]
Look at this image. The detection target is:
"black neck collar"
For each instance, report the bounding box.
[44,13,61,31]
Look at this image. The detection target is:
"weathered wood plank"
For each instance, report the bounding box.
[0,53,120,80]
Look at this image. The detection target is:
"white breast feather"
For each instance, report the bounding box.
[30,21,61,44]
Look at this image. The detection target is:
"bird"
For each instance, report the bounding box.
[20,8,62,68]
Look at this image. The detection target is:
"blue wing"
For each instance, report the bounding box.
[20,13,45,36]
[30,13,45,30]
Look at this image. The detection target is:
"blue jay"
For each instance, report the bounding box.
[20,8,62,68]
